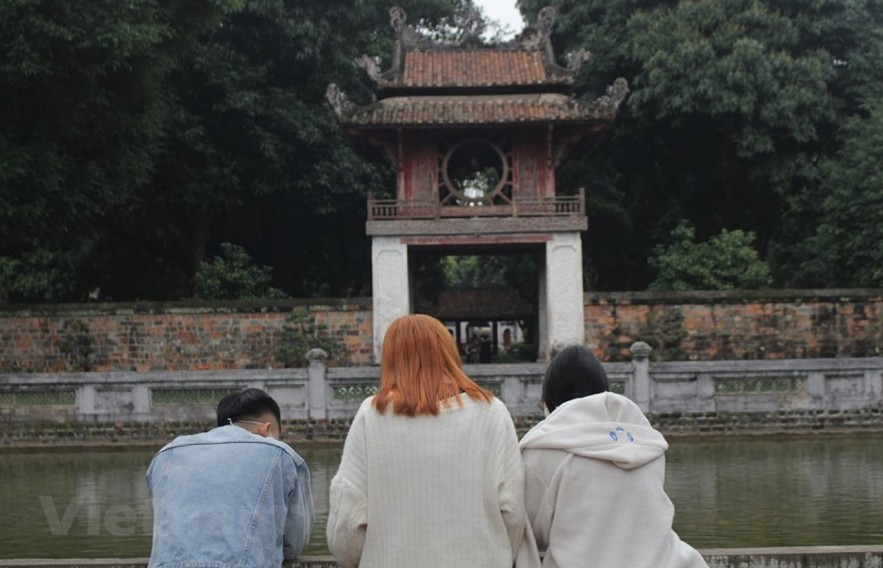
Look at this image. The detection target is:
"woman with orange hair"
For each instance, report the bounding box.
[327,314,525,568]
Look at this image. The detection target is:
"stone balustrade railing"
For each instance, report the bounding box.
[2,547,883,567]
[0,345,881,427]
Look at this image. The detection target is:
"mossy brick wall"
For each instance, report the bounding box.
[1,290,882,372]
[0,299,373,372]
[585,289,883,362]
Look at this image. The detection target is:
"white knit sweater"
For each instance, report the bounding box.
[327,395,525,568]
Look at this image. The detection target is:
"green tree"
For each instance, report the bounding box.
[0,0,241,302]
[516,0,883,289]
[797,101,883,287]
[0,0,165,301]
[423,253,539,344]
[648,221,772,290]
[194,242,286,300]
[98,0,476,300]
[440,254,538,303]
[638,308,687,361]
[274,308,348,367]
[1,0,477,302]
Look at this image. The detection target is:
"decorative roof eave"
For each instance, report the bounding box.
[326,78,629,129]
[359,6,592,92]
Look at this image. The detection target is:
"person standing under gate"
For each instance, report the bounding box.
[327,314,525,568]
[147,388,314,568]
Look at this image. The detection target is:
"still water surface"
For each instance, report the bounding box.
[0,437,881,558]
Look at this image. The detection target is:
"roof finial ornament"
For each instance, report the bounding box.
[358,54,382,84]
[390,6,406,34]
[325,83,355,116]
[460,5,485,46]
[537,6,556,38]
[565,49,592,74]
[595,77,630,109]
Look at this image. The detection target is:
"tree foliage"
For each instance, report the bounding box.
[274,308,348,367]
[638,308,687,361]
[648,221,772,290]
[194,242,286,300]
[3,0,882,301]
[0,0,177,301]
[1,0,473,302]
[102,0,473,300]
[798,101,883,287]
[517,0,883,290]
[440,254,538,306]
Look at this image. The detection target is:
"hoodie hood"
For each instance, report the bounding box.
[519,391,668,470]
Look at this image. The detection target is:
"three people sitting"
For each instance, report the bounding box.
[145,314,706,568]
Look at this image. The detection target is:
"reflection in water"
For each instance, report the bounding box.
[666,437,883,547]
[0,438,881,558]
[0,451,156,557]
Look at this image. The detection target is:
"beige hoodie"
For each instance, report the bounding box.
[517,392,708,568]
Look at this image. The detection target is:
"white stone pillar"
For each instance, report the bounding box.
[543,232,585,358]
[537,258,548,360]
[371,236,410,362]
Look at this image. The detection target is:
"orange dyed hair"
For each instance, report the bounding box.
[373,314,493,416]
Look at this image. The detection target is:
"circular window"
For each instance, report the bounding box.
[442,140,508,204]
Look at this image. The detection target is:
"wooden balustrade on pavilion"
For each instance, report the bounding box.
[367,188,585,220]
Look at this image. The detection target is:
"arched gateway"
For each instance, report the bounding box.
[327,6,627,361]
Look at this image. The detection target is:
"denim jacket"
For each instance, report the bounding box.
[147,425,314,568]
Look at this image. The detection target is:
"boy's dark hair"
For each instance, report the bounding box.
[216,388,282,427]
[542,345,609,413]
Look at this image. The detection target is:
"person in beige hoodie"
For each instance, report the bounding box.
[517,345,708,568]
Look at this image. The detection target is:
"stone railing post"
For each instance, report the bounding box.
[132,384,151,415]
[630,341,653,412]
[806,371,826,409]
[306,348,328,421]
[870,367,883,399]
[500,376,521,409]
[77,384,96,416]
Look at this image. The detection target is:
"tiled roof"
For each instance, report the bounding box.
[382,49,570,89]
[338,94,619,127]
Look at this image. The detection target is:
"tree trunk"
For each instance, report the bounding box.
[190,205,211,290]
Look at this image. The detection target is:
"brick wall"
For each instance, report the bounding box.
[585,289,883,361]
[1,289,881,372]
[0,299,373,372]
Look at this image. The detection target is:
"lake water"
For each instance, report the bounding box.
[1,436,881,558]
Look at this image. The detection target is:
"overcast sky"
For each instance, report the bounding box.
[473,0,525,36]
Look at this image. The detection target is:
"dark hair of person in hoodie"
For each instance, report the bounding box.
[542,345,609,413]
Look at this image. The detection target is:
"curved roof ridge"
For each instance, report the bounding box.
[373,5,581,92]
